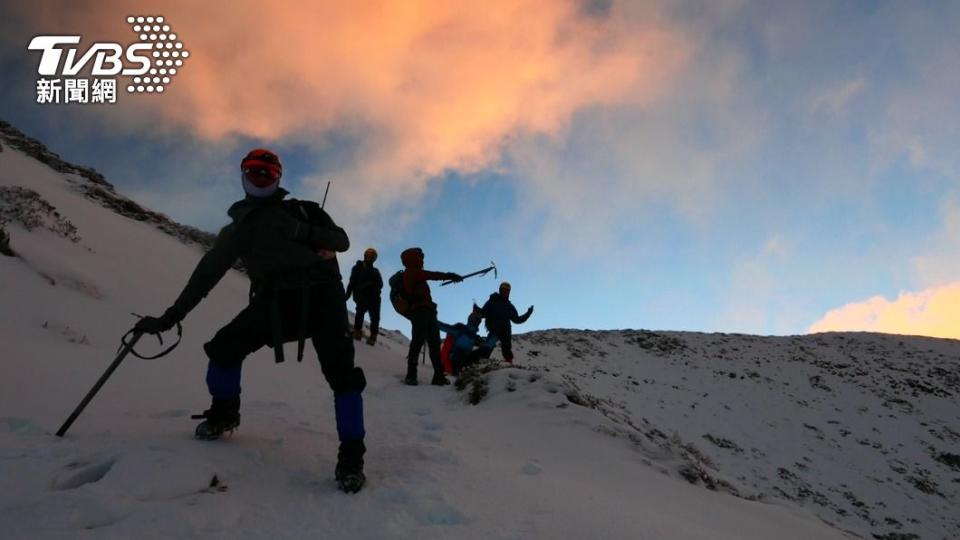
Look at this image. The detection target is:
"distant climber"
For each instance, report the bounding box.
[480,281,533,363]
[440,304,498,376]
[397,247,462,385]
[345,247,383,345]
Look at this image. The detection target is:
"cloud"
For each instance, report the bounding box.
[712,233,808,335]
[763,233,790,260]
[9,1,960,337]
[910,196,960,287]
[807,194,960,341]
[500,27,761,257]
[864,3,960,175]
[808,76,865,116]
[9,1,692,216]
[808,282,960,339]
[721,258,778,332]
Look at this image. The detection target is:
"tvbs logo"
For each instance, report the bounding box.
[27,16,189,104]
[28,36,152,76]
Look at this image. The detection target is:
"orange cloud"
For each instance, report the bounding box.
[808,282,960,339]
[15,1,691,204]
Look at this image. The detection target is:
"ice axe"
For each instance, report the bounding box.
[320,181,331,209]
[440,261,497,286]
[56,319,182,437]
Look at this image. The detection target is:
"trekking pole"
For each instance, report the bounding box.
[56,331,144,437]
[321,181,331,209]
[56,321,182,437]
[440,261,497,286]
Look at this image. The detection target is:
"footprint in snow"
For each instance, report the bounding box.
[413,496,467,526]
[374,486,466,525]
[421,419,443,432]
[522,461,543,475]
[0,417,46,436]
[52,456,117,490]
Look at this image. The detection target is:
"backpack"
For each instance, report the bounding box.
[282,199,331,228]
[440,334,455,374]
[234,197,338,364]
[388,270,411,317]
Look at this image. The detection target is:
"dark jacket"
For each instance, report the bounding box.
[164,189,349,322]
[400,248,450,313]
[345,261,383,304]
[481,292,531,336]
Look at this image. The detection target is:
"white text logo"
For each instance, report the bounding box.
[28,16,189,104]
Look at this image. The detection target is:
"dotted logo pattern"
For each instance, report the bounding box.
[124,16,188,94]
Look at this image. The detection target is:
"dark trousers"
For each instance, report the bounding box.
[499,330,514,361]
[488,322,514,361]
[353,297,380,335]
[450,347,486,375]
[202,282,365,451]
[407,308,442,376]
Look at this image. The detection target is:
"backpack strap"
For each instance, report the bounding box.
[270,285,285,363]
[296,272,310,362]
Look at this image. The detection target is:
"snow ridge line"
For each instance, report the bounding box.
[0,120,216,251]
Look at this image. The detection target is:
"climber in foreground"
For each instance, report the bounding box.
[133,148,367,493]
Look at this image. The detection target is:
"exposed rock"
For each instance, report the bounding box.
[0,225,13,256]
[0,186,80,242]
[933,452,960,471]
[702,434,744,454]
[0,120,222,256]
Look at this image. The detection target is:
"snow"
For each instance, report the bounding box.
[1,134,952,539]
[508,330,960,539]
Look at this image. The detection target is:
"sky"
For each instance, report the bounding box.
[1,0,958,339]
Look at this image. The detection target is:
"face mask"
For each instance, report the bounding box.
[241,170,279,197]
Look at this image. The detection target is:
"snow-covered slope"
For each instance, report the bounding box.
[510,329,959,539]
[0,123,946,539]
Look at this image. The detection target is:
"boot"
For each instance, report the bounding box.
[192,397,240,440]
[428,346,448,385]
[336,440,366,493]
[366,330,377,346]
[352,328,363,341]
[403,359,418,386]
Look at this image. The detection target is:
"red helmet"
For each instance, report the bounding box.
[241,148,282,197]
[241,148,282,187]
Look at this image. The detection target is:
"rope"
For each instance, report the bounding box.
[119,321,183,360]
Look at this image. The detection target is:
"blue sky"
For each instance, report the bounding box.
[2,0,959,338]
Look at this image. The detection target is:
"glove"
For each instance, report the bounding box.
[446,273,464,282]
[134,313,175,334]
